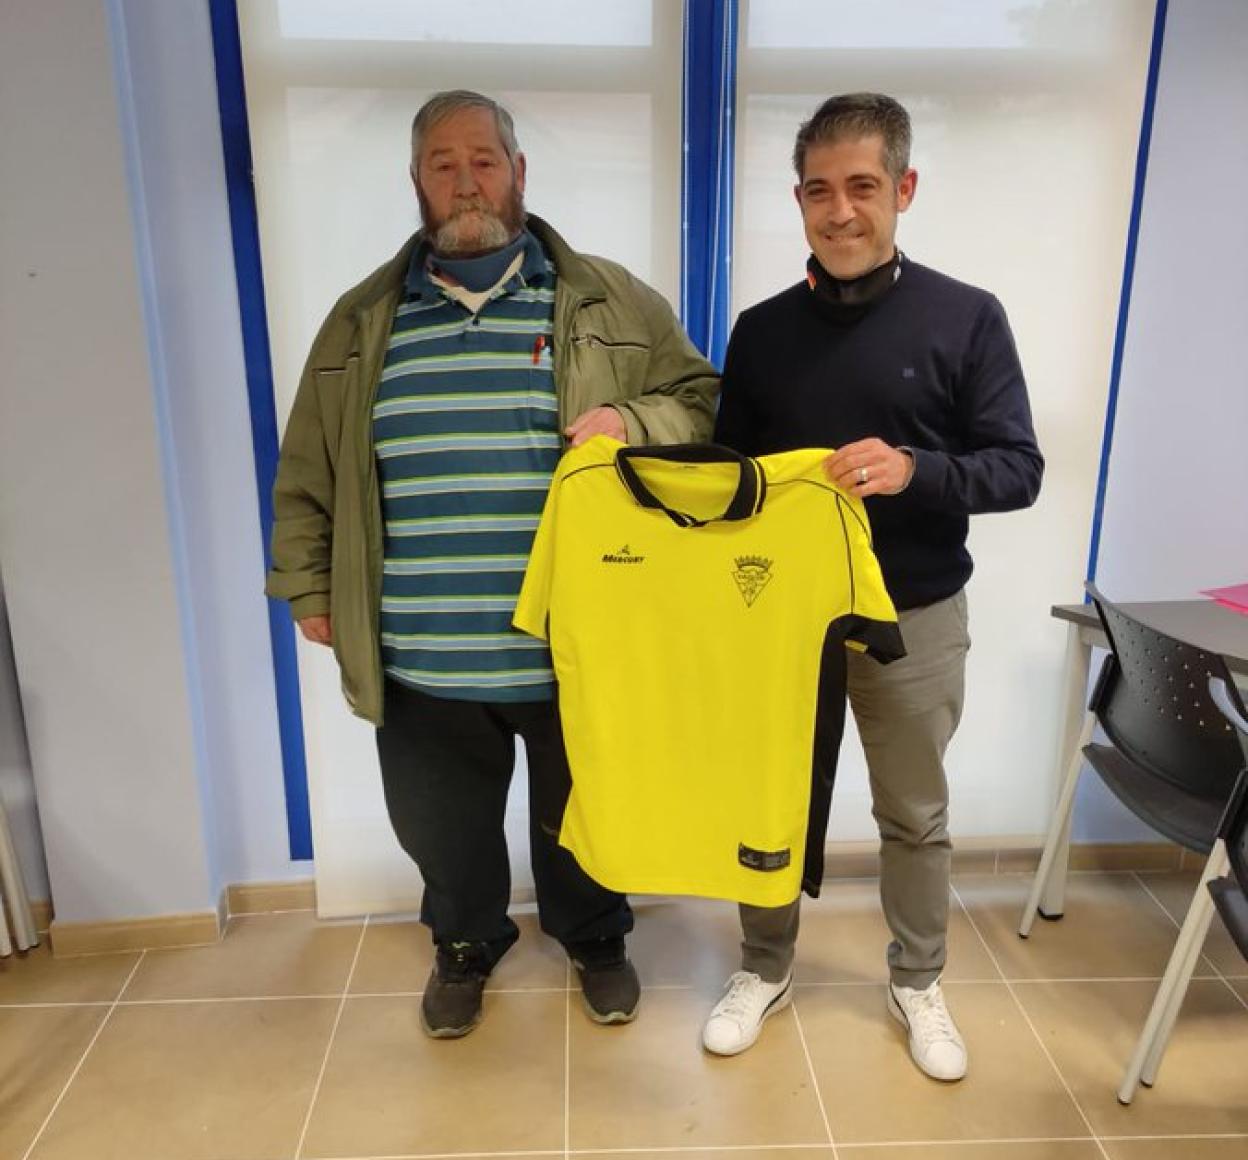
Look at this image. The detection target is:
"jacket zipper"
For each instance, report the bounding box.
[569,334,648,353]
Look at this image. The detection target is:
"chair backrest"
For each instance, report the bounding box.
[1085,584,1244,801]
[1219,770,1248,891]
[1210,679,1248,890]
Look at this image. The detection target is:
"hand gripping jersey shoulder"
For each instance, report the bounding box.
[514,436,904,905]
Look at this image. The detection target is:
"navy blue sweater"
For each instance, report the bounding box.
[715,259,1043,610]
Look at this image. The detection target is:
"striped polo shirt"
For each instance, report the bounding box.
[373,231,559,701]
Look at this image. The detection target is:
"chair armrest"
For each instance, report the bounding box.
[1211,677,1248,772]
[1210,676,1248,741]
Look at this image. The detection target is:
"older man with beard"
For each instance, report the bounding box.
[267,90,718,1039]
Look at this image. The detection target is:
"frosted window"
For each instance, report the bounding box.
[278,0,653,46]
[240,0,682,915]
[734,0,1156,841]
[747,0,1133,50]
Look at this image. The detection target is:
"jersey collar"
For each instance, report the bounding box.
[614,444,766,528]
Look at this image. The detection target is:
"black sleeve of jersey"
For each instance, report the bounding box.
[800,610,904,900]
[799,491,907,899]
[713,316,761,456]
[835,614,906,665]
[802,626,850,899]
[829,492,907,665]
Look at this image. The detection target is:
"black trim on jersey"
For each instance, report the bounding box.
[835,493,858,613]
[800,611,907,898]
[767,478,902,664]
[832,494,905,663]
[837,489,874,547]
[614,443,767,528]
[833,613,906,666]
[561,461,615,485]
[771,475,875,548]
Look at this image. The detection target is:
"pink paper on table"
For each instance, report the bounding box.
[1200,582,1248,616]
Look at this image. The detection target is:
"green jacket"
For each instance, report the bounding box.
[265,215,720,724]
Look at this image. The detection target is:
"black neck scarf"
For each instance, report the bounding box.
[806,250,902,325]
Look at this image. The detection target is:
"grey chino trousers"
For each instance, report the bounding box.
[740,589,971,989]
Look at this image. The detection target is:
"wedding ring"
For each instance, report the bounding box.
[858,466,869,485]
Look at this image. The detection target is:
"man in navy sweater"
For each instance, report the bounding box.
[704,93,1043,1080]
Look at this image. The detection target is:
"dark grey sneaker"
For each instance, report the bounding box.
[568,939,640,1025]
[420,943,489,1039]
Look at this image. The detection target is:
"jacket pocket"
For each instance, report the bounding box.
[313,356,360,462]
[567,332,651,407]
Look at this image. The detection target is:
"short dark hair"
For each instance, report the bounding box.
[793,93,912,183]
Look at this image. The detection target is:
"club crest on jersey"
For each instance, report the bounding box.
[732,555,774,607]
[602,544,645,565]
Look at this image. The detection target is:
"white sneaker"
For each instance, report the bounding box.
[887,979,967,1081]
[702,970,793,1056]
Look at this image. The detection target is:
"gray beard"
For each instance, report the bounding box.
[419,185,527,257]
[433,210,513,255]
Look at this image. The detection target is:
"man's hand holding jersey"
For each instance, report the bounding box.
[825,438,915,498]
[565,406,627,447]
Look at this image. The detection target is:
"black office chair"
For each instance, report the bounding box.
[1016,583,1247,1103]
[1114,680,1248,1103]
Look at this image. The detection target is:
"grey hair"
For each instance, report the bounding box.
[793,93,912,183]
[410,90,520,170]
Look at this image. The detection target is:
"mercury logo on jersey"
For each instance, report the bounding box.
[602,545,646,565]
[732,555,774,607]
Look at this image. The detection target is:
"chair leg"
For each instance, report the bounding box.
[1039,807,1074,920]
[1019,712,1095,938]
[1116,842,1227,1104]
[1138,843,1231,1088]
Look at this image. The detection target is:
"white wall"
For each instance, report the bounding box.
[110,0,301,888]
[0,0,213,922]
[1073,0,1248,841]
[1094,0,1248,601]
[0,0,307,925]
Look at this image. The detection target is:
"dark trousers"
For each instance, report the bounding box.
[376,679,633,966]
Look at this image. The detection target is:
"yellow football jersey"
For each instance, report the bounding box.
[514,437,903,906]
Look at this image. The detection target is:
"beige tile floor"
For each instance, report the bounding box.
[1,869,1245,1160]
